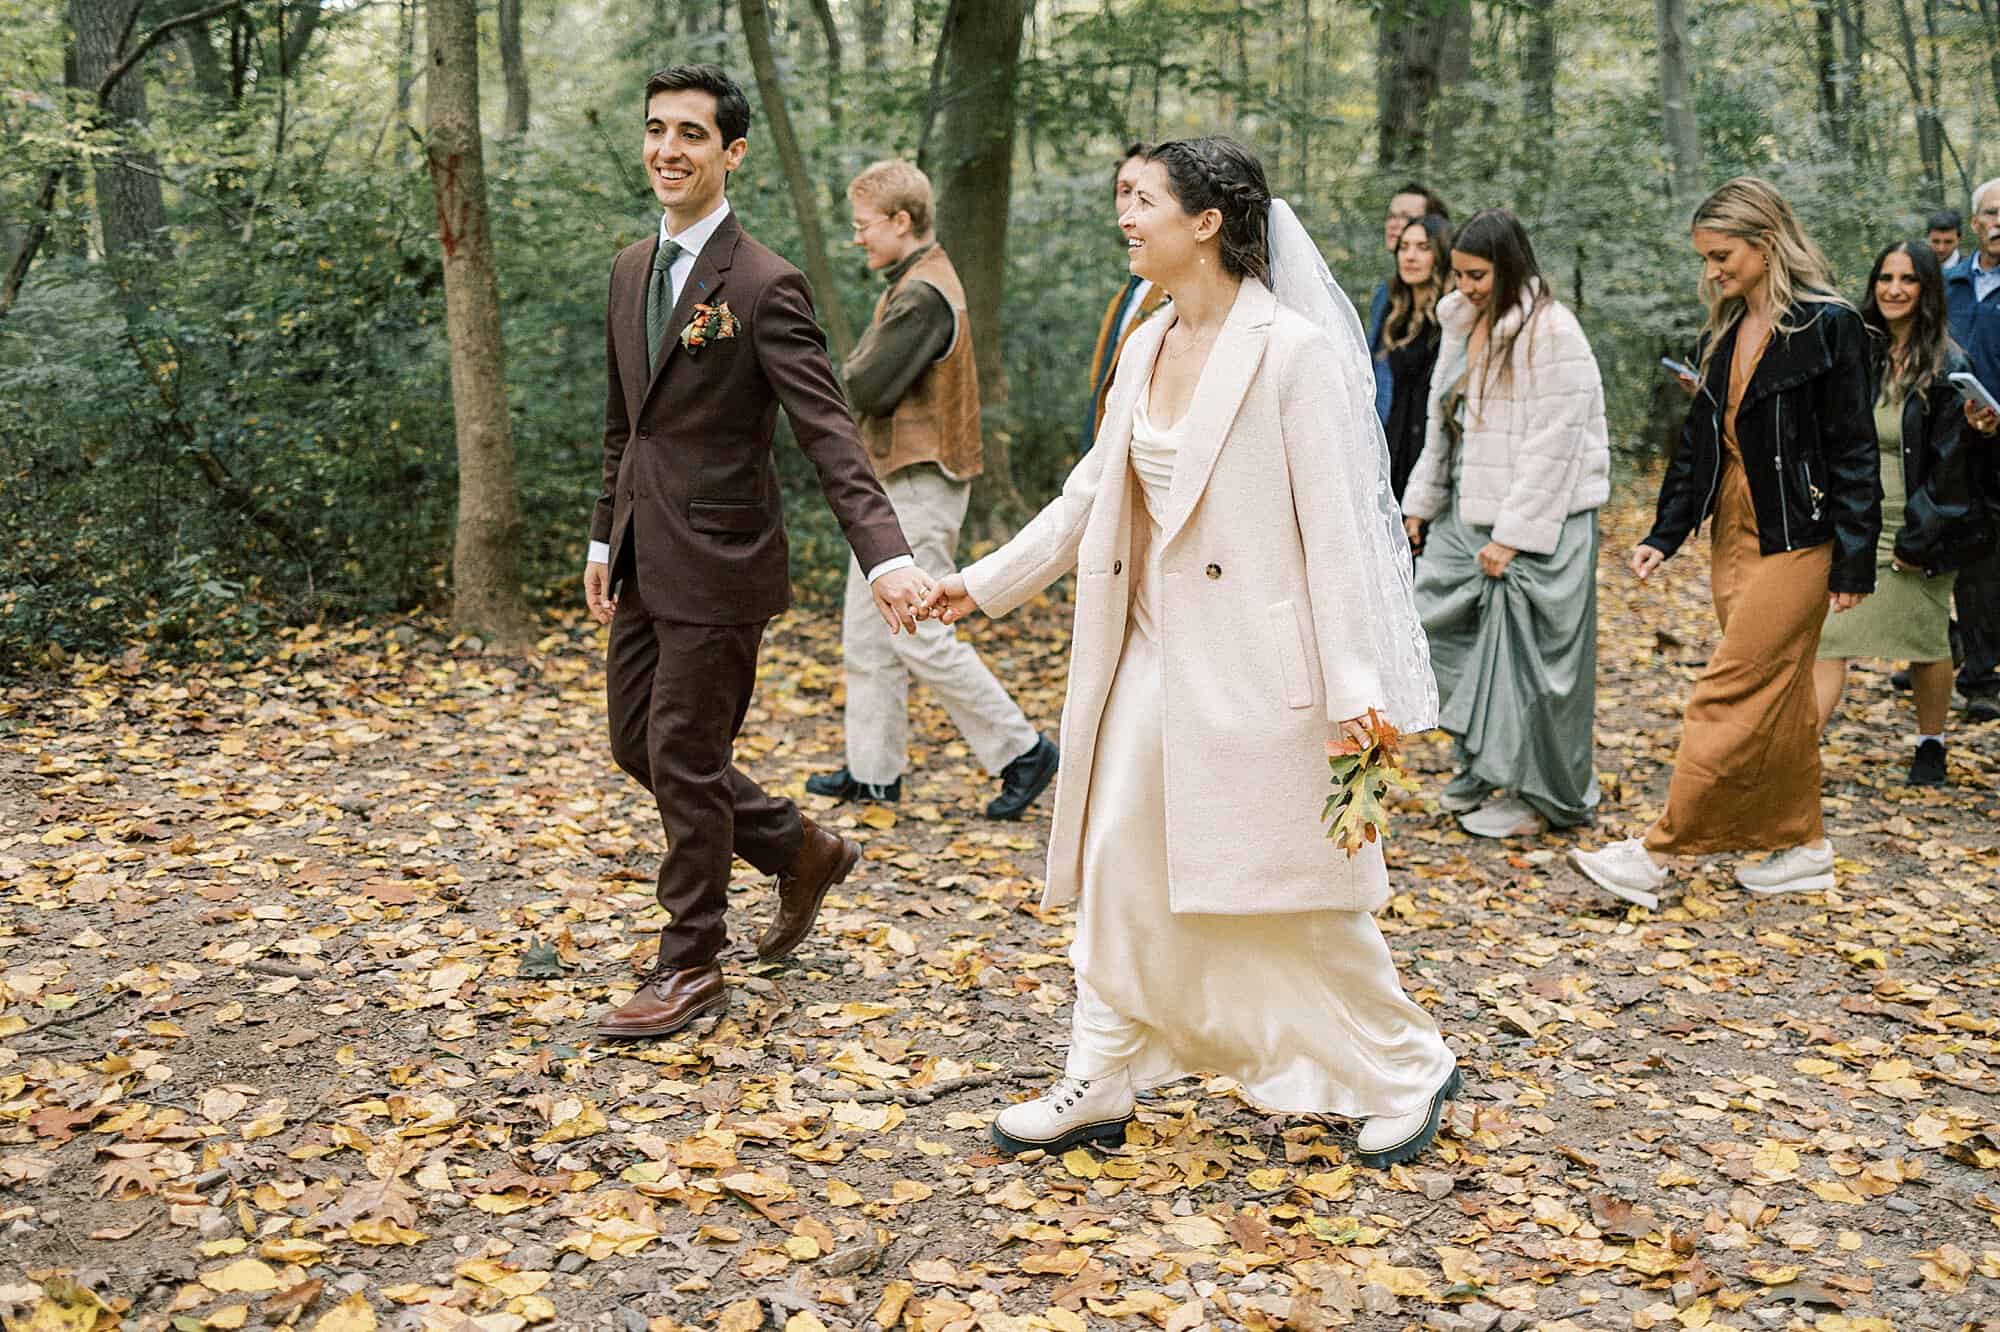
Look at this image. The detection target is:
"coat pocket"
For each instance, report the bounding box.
[1266,600,1314,710]
[688,497,765,535]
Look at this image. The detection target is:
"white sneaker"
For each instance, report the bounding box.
[1457,795,1547,838]
[1570,838,1669,910]
[1357,1068,1463,1168]
[990,1069,1134,1155]
[1735,840,1835,895]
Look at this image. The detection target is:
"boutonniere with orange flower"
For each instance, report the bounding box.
[1322,708,1419,856]
[679,301,739,353]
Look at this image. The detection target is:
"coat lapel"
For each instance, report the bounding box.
[642,212,740,405]
[1157,279,1275,542]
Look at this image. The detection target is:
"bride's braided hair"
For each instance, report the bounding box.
[1146,136,1272,283]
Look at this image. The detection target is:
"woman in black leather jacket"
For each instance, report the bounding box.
[1817,240,1997,784]
[1572,177,1881,909]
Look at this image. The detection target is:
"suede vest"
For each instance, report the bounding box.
[861,247,983,481]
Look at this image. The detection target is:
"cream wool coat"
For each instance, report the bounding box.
[1400,284,1610,555]
[961,280,1397,917]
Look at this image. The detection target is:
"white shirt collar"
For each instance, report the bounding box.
[659,197,731,260]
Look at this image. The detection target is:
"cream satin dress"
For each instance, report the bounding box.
[1063,373,1457,1116]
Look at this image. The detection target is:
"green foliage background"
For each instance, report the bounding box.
[0,0,1983,668]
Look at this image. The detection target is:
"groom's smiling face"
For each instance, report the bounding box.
[644,90,746,224]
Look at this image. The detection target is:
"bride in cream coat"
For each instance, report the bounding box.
[924,137,1458,1168]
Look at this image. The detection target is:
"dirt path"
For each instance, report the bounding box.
[1,500,1996,1332]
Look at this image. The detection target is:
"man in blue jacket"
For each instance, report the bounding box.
[1942,178,2000,722]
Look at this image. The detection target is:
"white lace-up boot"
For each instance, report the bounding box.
[1357,1068,1463,1169]
[1735,840,1835,895]
[990,1069,1135,1155]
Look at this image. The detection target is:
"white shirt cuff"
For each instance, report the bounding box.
[587,540,611,566]
[864,555,916,583]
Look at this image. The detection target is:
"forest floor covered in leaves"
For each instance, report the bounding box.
[2,498,1998,1332]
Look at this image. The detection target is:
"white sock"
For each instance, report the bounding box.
[1915,734,1943,748]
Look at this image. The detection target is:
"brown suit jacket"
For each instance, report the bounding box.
[594,210,910,624]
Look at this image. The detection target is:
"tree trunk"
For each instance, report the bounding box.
[1841,0,1869,161]
[1815,0,1844,147]
[394,0,418,166]
[1376,0,1471,173]
[498,0,529,137]
[1889,0,1944,204]
[1519,0,1556,210]
[423,0,531,647]
[928,0,1028,536]
[857,0,885,67]
[735,0,853,358]
[69,0,168,279]
[1655,0,1701,201]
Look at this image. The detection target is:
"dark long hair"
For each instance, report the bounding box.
[1452,208,1545,396]
[1384,214,1452,352]
[1860,239,1954,402]
[1145,136,1272,283]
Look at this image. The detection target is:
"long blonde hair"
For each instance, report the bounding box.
[1690,177,1853,378]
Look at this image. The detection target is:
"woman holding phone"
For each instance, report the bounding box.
[1816,240,1995,783]
[1572,177,1880,908]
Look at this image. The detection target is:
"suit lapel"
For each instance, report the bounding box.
[1157,280,1274,543]
[643,213,741,406]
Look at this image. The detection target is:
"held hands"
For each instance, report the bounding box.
[871,567,937,635]
[919,573,980,625]
[1475,540,1518,578]
[1630,544,1666,581]
[1403,516,1427,557]
[1966,400,2000,437]
[584,561,615,625]
[1830,591,1867,613]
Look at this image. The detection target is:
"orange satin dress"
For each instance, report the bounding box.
[1646,338,1833,855]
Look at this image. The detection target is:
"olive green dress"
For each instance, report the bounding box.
[1816,391,1956,664]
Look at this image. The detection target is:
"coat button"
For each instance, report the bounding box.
[1112,560,1122,575]
[1205,562,1222,580]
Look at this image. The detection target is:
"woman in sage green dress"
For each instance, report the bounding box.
[1816,240,1998,785]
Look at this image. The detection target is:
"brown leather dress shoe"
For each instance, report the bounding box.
[595,963,725,1039]
[756,815,860,962]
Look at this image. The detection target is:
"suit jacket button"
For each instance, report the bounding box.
[1205,562,1222,579]
[1112,560,1122,575]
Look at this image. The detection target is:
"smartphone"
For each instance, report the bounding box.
[1660,356,1697,381]
[1949,371,2000,415]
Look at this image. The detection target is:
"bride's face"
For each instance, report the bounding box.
[1119,159,1214,284]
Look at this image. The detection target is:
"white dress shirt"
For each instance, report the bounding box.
[1975,252,2000,304]
[588,198,914,585]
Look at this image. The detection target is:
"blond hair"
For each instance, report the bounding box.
[848,159,933,238]
[1690,176,1852,377]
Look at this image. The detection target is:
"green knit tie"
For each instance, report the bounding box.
[646,238,685,367]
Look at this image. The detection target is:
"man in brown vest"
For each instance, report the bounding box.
[805,161,1057,819]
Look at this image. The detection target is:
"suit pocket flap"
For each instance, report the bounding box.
[688,498,765,535]
[1266,600,1314,710]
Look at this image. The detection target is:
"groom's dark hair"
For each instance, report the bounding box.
[645,64,752,145]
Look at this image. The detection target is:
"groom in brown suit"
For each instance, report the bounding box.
[583,65,935,1039]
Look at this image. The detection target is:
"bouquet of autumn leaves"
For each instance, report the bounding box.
[1322,708,1419,856]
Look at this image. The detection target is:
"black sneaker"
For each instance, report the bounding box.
[1907,738,1948,786]
[987,734,1058,820]
[803,767,901,803]
[1890,668,1912,692]
[1967,693,2000,724]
